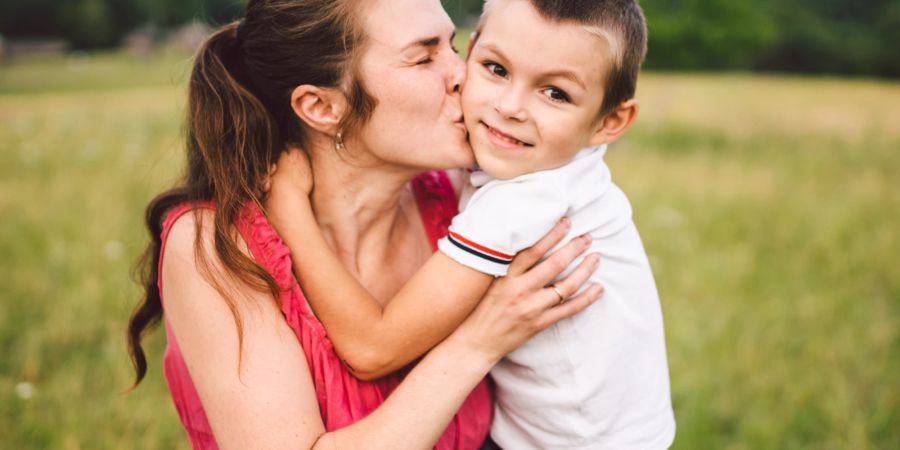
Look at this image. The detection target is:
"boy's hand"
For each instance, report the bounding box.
[263,148,314,232]
[264,147,314,205]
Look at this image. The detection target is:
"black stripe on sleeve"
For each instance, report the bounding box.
[447,234,512,266]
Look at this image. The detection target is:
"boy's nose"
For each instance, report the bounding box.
[495,88,527,121]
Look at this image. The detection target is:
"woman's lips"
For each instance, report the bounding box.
[481,121,532,149]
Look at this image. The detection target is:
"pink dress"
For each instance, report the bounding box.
[157,171,492,449]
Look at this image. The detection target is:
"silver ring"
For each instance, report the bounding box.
[550,284,565,304]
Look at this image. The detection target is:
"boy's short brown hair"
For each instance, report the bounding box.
[480,0,648,117]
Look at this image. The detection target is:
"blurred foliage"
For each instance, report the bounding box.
[1,0,898,76]
[642,0,778,70]
[447,0,900,77]
[0,0,245,48]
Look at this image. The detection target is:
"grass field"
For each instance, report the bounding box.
[1,51,898,449]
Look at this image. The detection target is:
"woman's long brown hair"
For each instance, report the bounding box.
[127,0,377,386]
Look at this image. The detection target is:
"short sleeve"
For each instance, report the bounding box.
[437,176,568,276]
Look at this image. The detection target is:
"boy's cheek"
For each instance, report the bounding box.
[462,75,496,110]
[460,77,483,115]
[463,60,479,87]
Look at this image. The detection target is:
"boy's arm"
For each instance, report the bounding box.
[269,194,493,380]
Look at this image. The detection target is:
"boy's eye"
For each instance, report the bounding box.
[542,87,571,103]
[416,57,433,65]
[484,62,508,78]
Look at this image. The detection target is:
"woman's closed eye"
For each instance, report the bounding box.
[416,45,457,65]
[542,86,571,103]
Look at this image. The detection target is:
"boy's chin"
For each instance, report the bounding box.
[473,156,523,181]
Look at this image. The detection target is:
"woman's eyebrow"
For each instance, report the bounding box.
[402,30,456,52]
[403,36,440,51]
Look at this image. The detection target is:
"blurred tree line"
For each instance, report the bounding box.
[0,0,897,77]
[0,0,245,48]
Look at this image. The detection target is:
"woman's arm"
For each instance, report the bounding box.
[267,151,600,380]
[162,209,602,449]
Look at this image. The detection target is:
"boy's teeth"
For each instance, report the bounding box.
[491,126,524,145]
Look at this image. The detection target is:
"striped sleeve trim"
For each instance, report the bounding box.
[446,231,513,266]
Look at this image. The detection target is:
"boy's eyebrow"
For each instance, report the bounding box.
[402,31,457,52]
[478,42,507,59]
[540,70,587,90]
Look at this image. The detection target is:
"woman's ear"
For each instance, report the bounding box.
[290,85,348,135]
[589,99,639,146]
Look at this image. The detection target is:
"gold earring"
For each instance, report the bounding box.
[335,131,345,151]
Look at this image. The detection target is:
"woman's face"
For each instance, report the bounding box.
[351,0,474,171]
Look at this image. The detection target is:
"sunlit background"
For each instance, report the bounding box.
[1,1,898,448]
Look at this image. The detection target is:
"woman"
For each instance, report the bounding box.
[127,0,602,448]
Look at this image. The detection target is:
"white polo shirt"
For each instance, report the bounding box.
[438,146,675,449]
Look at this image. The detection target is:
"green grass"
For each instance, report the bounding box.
[1,52,898,449]
[0,51,193,95]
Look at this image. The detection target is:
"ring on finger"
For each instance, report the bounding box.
[550,284,565,304]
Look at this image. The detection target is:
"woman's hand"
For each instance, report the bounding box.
[448,219,604,364]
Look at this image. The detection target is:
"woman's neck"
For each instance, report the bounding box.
[307,145,423,274]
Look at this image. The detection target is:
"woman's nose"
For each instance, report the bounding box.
[448,56,466,94]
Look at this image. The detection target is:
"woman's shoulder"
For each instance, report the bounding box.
[161,204,219,267]
[160,201,216,251]
[159,206,249,323]
[161,201,294,291]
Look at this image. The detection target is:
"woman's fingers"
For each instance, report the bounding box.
[535,283,604,331]
[547,253,600,301]
[519,253,600,324]
[457,252,603,360]
[508,218,572,276]
[522,234,592,288]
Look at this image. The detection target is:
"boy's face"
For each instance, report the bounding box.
[462,0,611,180]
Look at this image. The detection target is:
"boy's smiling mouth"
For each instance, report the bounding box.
[480,121,534,149]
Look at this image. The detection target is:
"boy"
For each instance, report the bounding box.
[444,1,674,448]
[274,0,674,448]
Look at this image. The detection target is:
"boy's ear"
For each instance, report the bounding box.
[290,84,347,135]
[589,99,639,146]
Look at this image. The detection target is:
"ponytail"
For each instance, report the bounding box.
[127,22,282,386]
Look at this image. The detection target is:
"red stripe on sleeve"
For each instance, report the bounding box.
[449,231,514,260]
